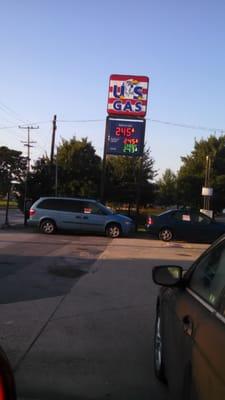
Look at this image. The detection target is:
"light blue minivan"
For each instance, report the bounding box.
[28,197,135,238]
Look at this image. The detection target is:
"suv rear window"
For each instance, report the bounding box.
[37,199,82,212]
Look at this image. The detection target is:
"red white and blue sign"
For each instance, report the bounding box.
[107,74,149,117]
[106,117,145,156]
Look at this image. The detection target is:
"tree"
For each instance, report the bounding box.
[156,169,177,206]
[0,146,26,196]
[57,137,101,197]
[105,147,157,206]
[177,135,225,210]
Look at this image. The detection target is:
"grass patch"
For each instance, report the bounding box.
[0,200,18,208]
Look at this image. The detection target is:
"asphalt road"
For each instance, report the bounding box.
[0,230,110,304]
[0,229,208,400]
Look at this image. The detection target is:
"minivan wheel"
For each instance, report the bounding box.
[40,219,56,234]
[105,223,121,238]
[158,228,173,242]
[154,308,166,383]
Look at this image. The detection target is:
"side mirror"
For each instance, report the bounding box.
[152,265,183,287]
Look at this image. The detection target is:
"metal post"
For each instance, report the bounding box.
[3,186,10,227]
[135,156,143,231]
[100,117,109,203]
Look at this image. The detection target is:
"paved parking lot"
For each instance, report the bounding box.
[0,229,208,399]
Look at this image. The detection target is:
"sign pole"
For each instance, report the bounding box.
[135,155,144,231]
[100,117,108,203]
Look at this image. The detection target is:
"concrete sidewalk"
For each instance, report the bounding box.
[10,238,206,400]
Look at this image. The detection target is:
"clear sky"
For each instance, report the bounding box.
[0,0,225,177]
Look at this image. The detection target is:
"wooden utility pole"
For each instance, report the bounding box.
[19,125,39,224]
[50,115,57,163]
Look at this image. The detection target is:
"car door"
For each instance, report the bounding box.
[55,199,83,231]
[170,210,194,240]
[78,201,109,233]
[163,240,225,400]
[186,241,225,399]
[189,211,219,243]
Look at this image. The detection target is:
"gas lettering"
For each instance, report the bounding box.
[135,102,142,112]
[123,101,133,112]
[113,100,143,113]
[113,101,122,111]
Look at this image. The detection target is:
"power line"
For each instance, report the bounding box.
[0,118,224,133]
[148,119,224,133]
[0,100,27,123]
[57,119,105,123]
[57,118,225,132]
[0,121,50,129]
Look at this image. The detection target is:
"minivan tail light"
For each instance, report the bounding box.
[29,209,36,217]
[147,216,154,225]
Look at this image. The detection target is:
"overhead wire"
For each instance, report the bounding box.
[57,118,225,132]
[0,117,224,133]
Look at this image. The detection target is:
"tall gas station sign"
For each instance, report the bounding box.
[100,74,149,200]
[106,74,149,157]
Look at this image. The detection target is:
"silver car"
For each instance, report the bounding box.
[28,197,135,238]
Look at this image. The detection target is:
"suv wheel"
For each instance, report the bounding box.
[40,219,56,234]
[154,307,166,382]
[105,223,121,238]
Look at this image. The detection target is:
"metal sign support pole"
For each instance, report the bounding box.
[135,155,144,231]
[100,117,108,204]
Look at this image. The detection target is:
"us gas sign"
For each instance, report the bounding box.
[107,74,149,118]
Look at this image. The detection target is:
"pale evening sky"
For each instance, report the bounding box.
[0,0,225,177]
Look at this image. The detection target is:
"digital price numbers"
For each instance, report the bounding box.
[106,118,145,157]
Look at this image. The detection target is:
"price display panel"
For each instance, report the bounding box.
[106,118,145,157]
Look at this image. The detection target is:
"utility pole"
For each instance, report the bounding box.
[50,115,58,196]
[19,125,39,224]
[50,115,57,164]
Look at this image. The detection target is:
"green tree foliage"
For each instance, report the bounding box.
[16,155,54,211]
[22,137,102,203]
[177,135,225,210]
[156,169,177,206]
[28,156,54,197]
[105,147,157,205]
[16,138,156,209]
[0,146,26,195]
[57,137,101,197]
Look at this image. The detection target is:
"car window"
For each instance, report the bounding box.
[158,210,174,217]
[218,290,225,318]
[172,211,191,222]
[37,199,62,210]
[81,202,108,215]
[60,200,83,212]
[189,241,225,307]
[191,212,211,224]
